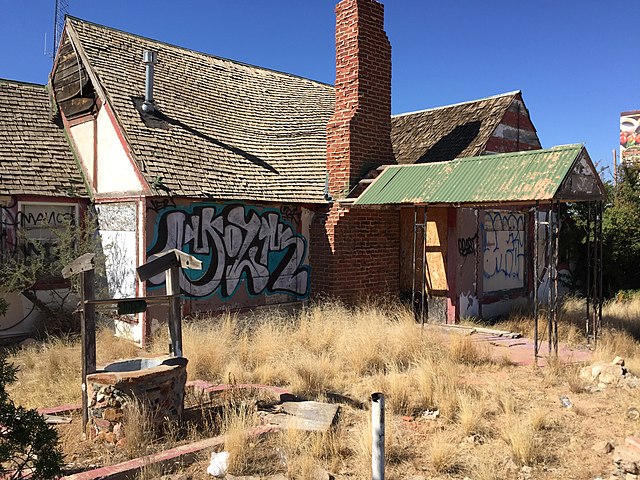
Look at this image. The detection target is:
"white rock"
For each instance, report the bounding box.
[612,356,625,366]
[206,451,229,477]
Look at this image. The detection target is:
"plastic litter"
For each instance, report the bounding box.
[206,451,229,477]
[420,409,440,420]
[559,395,572,408]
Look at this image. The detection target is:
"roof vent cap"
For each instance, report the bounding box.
[142,50,158,113]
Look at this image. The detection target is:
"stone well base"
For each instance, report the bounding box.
[86,356,187,443]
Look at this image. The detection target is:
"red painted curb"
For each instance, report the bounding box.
[38,404,82,415]
[61,425,277,480]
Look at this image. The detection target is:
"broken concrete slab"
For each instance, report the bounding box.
[262,401,340,432]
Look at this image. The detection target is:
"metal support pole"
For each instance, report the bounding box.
[80,269,96,437]
[421,207,428,325]
[586,202,591,340]
[547,206,553,355]
[597,200,604,339]
[411,207,417,321]
[553,202,560,357]
[371,393,385,480]
[166,266,183,357]
[592,202,599,344]
[533,202,539,362]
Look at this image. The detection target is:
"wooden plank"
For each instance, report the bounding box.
[80,269,96,437]
[54,68,88,91]
[59,97,95,118]
[54,77,91,103]
[166,266,182,357]
[137,249,202,282]
[426,207,448,293]
[60,427,276,480]
[62,253,95,279]
[44,414,73,425]
[54,61,86,84]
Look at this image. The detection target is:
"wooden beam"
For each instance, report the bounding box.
[166,266,183,357]
[136,249,202,282]
[79,269,96,437]
[62,253,95,279]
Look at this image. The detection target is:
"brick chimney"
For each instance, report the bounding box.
[327,0,394,199]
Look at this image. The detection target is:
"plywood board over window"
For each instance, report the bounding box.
[17,202,78,258]
[399,206,448,296]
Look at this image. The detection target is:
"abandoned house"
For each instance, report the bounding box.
[0,0,605,343]
[0,79,88,338]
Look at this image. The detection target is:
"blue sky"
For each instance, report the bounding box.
[1,1,637,181]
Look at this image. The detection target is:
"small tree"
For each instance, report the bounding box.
[0,211,104,334]
[0,354,63,478]
[603,163,640,293]
[562,164,640,296]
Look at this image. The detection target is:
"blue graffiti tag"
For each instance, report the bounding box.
[147,204,309,299]
[482,212,525,289]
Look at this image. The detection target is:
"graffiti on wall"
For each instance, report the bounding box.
[147,204,309,299]
[482,211,525,292]
[1,199,77,258]
[457,232,478,257]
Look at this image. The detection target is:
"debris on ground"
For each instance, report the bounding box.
[419,409,440,420]
[559,395,573,408]
[260,401,340,433]
[43,414,72,424]
[579,356,639,390]
[592,440,615,454]
[206,451,229,477]
[612,444,640,477]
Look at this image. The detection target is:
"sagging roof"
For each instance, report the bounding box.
[391,91,523,164]
[354,144,606,206]
[0,79,86,197]
[63,17,335,203]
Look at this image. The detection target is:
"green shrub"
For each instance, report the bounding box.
[0,354,63,479]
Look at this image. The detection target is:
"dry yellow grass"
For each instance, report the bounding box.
[221,398,259,475]
[502,415,537,466]
[457,389,486,436]
[428,431,462,474]
[5,297,640,479]
[121,398,154,459]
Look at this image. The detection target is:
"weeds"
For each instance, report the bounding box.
[5,297,640,479]
[121,397,153,459]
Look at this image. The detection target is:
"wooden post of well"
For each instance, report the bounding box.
[80,268,96,437]
[62,253,96,438]
[166,266,182,357]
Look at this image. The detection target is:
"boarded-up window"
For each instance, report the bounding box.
[19,203,77,258]
[482,211,525,293]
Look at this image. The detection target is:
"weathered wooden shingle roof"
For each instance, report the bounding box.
[391,92,518,164]
[66,17,335,203]
[0,79,86,197]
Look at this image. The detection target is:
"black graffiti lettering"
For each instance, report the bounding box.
[458,232,478,257]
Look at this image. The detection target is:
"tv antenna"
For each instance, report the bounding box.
[46,0,69,60]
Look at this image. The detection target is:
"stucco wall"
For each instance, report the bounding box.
[69,120,95,186]
[96,109,143,194]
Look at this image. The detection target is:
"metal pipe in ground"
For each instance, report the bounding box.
[371,392,385,480]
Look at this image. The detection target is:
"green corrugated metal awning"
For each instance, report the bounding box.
[354,144,605,206]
